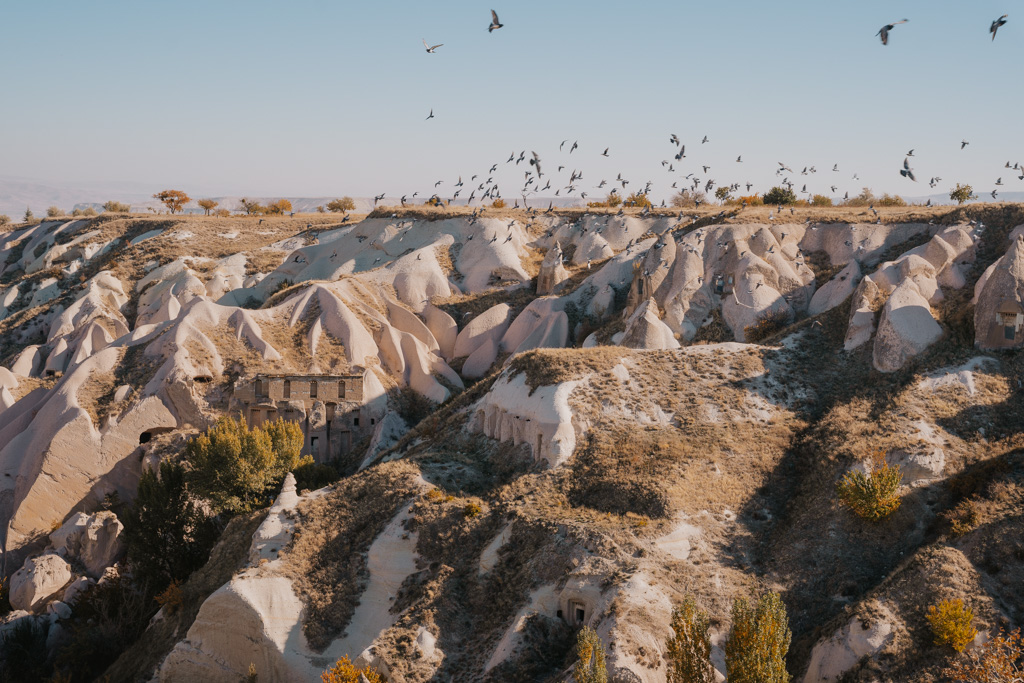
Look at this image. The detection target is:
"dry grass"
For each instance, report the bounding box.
[506,346,630,392]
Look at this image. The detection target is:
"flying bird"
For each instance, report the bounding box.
[488,9,503,32]
[877,19,908,45]
[426,109,434,120]
[900,157,916,182]
[961,139,970,149]
[423,39,443,53]
[991,15,1008,40]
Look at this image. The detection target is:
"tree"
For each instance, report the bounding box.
[326,197,355,213]
[573,626,608,683]
[321,655,384,683]
[46,206,63,217]
[725,592,792,683]
[927,599,977,653]
[945,628,1023,681]
[836,450,903,521]
[122,461,219,589]
[23,207,34,222]
[264,199,293,216]
[197,199,219,216]
[103,201,131,213]
[715,187,732,203]
[950,183,977,205]
[153,190,191,214]
[763,186,797,205]
[666,597,716,683]
[185,416,308,514]
[238,198,265,215]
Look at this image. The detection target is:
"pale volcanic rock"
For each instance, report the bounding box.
[453,303,512,358]
[10,554,72,612]
[620,299,680,350]
[872,279,943,372]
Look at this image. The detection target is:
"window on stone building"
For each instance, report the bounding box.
[310,381,318,398]
[283,380,291,399]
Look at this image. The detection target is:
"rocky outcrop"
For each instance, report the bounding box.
[453,303,512,358]
[49,511,125,578]
[974,233,1024,349]
[536,242,570,295]
[802,611,897,682]
[10,554,72,612]
[872,279,943,372]
[620,299,680,350]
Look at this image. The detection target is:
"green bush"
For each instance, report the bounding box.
[573,626,607,683]
[725,591,792,683]
[763,187,797,205]
[123,461,219,588]
[666,596,716,683]
[950,184,976,205]
[185,416,309,514]
[837,451,903,521]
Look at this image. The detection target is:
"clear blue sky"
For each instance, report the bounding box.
[1,0,1021,202]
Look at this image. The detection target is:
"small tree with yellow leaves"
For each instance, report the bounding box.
[573,626,608,683]
[725,592,792,683]
[666,596,716,683]
[927,599,977,653]
[837,450,903,522]
[321,655,383,683]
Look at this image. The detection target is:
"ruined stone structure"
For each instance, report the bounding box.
[232,374,372,463]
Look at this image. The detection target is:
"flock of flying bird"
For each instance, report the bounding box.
[387,10,1018,212]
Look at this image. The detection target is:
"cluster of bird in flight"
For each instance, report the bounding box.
[393,11,1017,210]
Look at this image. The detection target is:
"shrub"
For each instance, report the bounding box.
[810,194,833,206]
[154,579,183,614]
[671,189,706,207]
[46,206,64,217]
[0,214,10,229]
[491,198,507,209]
[197,199,219,215]
[944,498,981,537]
[326,197,355,213]
[666,597,715,683]
[623,192,652,208]
[184,416,309,514]
[842,188,875,207]
[715,187,732,203]
[725,591,792,683]
[264,199,293,215]
[463,502,482,518]
[944,627,1024,680]
[763,186,797,205]
[83,207,98,216]
[103,200,131,213]
[743,307,791,343]
[837,451,902,521]
[950,183,977,205]
[153,190,191,214]
[927,599,977,653]
[23,207,34,222]
[738,194,763,206]
[393,385,434,426]
[122,461,219,588]
[321,655,384,683]
[214,208,232,217]
[293,460,340,492]
[875,193,906,207]
[573,626,608,683]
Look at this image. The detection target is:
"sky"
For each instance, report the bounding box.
[1,0,1022,204]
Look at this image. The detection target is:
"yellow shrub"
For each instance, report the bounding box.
[837,450,902,521]
[928,599,977,653]
[321,655,384,683]
[491,199,506,209]
[945,499,981,537]
[666,597,715,683]
[725,592,791,683]
[945,628,1024,680]
[154,579,184,614]
[464,502,482,518]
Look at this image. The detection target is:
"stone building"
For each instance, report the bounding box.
[231,374,373,463]
[974,233,1024,350]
